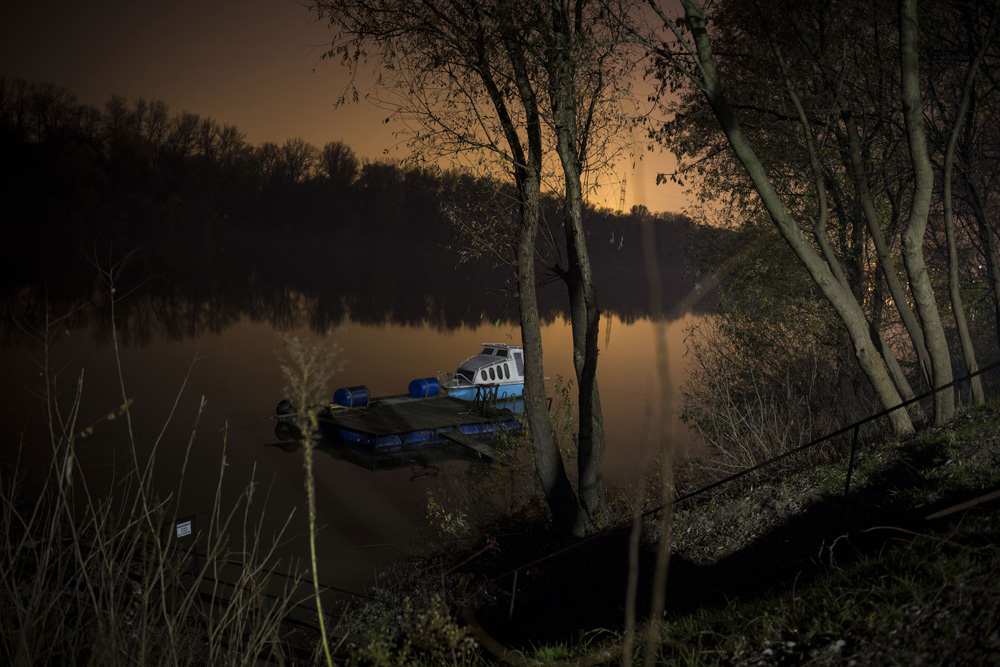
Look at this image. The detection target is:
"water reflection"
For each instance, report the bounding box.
[0,214,707,602]
[0,310,699,604]
[1,208,706,348]
[265,433,490,474]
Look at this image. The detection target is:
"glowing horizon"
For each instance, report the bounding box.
[1,0,686,213]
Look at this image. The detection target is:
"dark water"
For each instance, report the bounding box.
[0,225,704,601]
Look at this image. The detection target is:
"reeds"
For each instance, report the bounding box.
[276,331,344,667]
[1,276,305,666]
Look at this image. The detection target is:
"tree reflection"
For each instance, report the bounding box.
[1,78,715,346]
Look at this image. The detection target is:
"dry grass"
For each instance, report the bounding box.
[1,267,313,666]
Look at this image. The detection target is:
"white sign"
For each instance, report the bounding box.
[176,519,193,538]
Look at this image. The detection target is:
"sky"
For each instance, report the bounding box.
[1,0,685,213]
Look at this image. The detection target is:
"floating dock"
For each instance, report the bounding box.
[314,394,520,456]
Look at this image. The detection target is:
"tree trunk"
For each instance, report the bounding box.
[869,321,922,415]
[679,0,914,435]
[844,115,933,388]
[899,0,954,423]
[492,28,586,536]
[944,207,984,404]
[516,174,586,536]
[939,3,996,407]
[967,181,1000,353]
[812,182,921,418]
[560,174,607,528]
[548,0,608,528]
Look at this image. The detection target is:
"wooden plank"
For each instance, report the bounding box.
[439,430,501,461]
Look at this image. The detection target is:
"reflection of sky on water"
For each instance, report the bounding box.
[0,311,698,596]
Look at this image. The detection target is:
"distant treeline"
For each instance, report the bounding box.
[0,77,710,342]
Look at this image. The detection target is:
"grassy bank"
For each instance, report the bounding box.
[340,399,1000,665]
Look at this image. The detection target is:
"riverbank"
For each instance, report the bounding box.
[3,398,997,664]
[339,398,1000,665]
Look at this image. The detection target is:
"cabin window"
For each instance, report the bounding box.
[513,352,524,375]
[489,367,496,381]
[504,364,510,379]
[481,370,488,381]
[482,347,494,355]
[496,348,508,357]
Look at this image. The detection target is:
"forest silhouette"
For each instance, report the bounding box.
[0,77,713,346]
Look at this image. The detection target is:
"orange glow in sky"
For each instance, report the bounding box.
[1,0,686,213]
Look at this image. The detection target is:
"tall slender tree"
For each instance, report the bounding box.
[898,0,955,423]
[309,0,633,534]
[540,0,636,525]
[932,0,1000,406]
[639,0,1000,431]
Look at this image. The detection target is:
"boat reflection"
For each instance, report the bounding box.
[267,412,521,473]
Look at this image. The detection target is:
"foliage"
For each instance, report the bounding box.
[425,489,470,540]
[680,225,877,473]
[548,375,578,457]
[453,422,544,529]
[350,596,480,666]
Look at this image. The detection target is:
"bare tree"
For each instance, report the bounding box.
[318,140,360,189]
[542,0,638,525]
[933,0,1000,406]
[898,0,954,422]
[310,0,593,533]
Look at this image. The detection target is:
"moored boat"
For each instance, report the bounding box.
[273,343,528,452]
[438,343,525,401]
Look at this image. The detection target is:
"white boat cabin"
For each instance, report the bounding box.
[452,343,525,387]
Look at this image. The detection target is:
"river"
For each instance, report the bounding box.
[0,216,708,605]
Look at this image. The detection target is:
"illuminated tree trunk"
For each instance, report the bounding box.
[899,0,954,423]
[503,38,588,536]
[843,115,933,389]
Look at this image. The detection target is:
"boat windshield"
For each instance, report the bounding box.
[454,368,476,383]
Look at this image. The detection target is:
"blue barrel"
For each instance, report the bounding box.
[333,385,369,408]
[404,430,433,445]
[408,377,440,398]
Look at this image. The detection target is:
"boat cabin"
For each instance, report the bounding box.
[453,344,525,386]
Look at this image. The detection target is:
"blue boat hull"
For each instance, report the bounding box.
[445,382,524,401]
